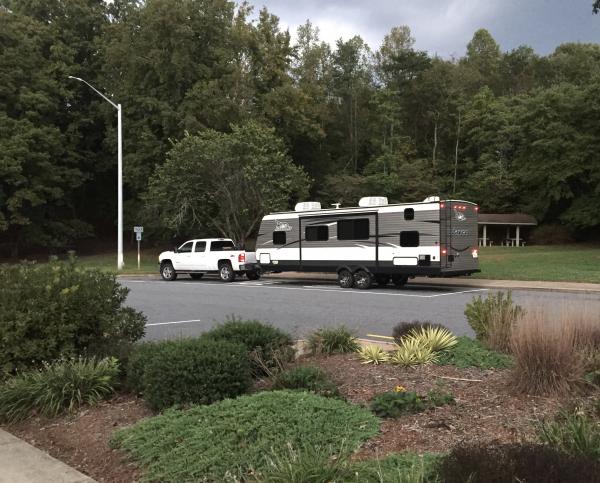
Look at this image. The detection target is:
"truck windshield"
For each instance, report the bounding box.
[210,241,235,251]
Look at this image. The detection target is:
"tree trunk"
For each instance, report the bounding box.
[432,112,439,170]
[453,109,461,194]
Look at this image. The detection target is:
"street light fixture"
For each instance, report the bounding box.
[68,76,124,270]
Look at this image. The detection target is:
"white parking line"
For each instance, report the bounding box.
[146,319,202,327]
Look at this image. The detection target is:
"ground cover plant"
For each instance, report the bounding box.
[465,290,523,352]
[370,386,455,418]
[126,337,252,410]
[436,442,600,483]
[271,366,340,398]
[307,326,360,354]
[0,357,119,423]
[358,345,391,364]
[537,409,600,461]
[0,259,146,375]
[112,390,379,482]
[435,336,512,369]
[203,318,294,374]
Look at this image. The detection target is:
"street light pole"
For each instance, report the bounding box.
[68,76,124,270]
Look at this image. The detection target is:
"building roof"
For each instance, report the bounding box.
[478,213,537,225]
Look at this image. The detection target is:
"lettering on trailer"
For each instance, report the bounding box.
[275,221,293,232]
[451,229,469,236]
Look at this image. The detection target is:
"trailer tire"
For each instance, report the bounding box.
[337,269,354,288]
[160,262,177,281]
[246,270,261,280]
[354,269,372,290]
[375,274,390,287]
[219,262,235,282]
[392,274,408,288]
[190,273,204,280]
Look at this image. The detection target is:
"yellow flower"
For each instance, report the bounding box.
[394,385,407,393]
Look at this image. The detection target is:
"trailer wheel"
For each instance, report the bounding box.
[392,274,408,288]
[375,274,390,287]
[160,262,177,281]
[219,262,236,282]
[354,269,372,290]
[337,269,354,288]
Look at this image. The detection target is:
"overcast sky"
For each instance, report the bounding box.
[248,0,600,57]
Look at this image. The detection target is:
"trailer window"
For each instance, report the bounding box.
[404,208,414,220]
[273,231,286,245]
[337,219,370,240]
[400,231,419,247]
[305,225,329,241]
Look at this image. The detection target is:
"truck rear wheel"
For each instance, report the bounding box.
[337,269,354,288]
[160,262,177,281]
[219,262,235,282]
[354,269,372,290]
[392,274,408,288]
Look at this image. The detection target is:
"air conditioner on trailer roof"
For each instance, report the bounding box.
[295,201,321,212]
[358,196,388,207]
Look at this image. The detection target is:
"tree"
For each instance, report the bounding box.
[143,122,310,244]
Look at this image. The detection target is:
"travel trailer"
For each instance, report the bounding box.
[255,196,480,289]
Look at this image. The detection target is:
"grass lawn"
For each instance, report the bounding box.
[76,248,162,275]
[473,245,600,283]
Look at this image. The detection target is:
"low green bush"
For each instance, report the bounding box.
[435,336,512,369]
[436,442,600,483]
[464,290,523,352]
[112,390,379,482]
[0,357,119,423]
[127,337,252,410]
[353,452,441,482]
[370,387,454,418]
[537,409,600,461]
[271,366,340,398]
[306,326,360,354]
[204,319,294,374]
[0,259,146,375]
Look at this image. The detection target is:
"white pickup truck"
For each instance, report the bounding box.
[158,238,260,282]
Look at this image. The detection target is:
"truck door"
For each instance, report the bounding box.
[174,241,194,270]
[190,241,207,270]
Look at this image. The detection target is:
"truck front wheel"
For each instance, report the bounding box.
[219,262,235,282]
[160,262,177,281]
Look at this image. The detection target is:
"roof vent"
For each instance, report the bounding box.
[295,201,321,212]
[423,196,440,203]
[358,196,388,207]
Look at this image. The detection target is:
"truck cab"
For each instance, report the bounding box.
[158,238,259,282]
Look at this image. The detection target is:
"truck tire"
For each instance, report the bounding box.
[375,274,390,287]
[219,262,235,282]
[246,270,261,280]
[160,262,177,281]
[392,274,408,288]
[354,269,372,290]
[190,273,204,280]
[337,269,354,288]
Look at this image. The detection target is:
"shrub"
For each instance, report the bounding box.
[436,442,600,483]
[537,409,600,461]
[510,312,585,395]
[306,326,360,355]
[358,345,390,364]
[435,336,512,369]
[390,338,438,366]
[112,390,379,482]
[530,224,575,245]
[204,318,294,374]
[464,290,523,351]
[271,366,340,398]
[0,357,119,423]
[353,453,441,483]
[0,259,146,375]
[127,337,252,410]
[404,326,458,352]
[370,388,454,418]
[392,321,444,345]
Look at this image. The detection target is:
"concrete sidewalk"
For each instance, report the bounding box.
[264,272,600,294]
[0,429,95,483]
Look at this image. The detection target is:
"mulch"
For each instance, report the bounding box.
[2,355,569,482]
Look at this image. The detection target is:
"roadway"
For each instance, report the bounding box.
[121,276,600,341]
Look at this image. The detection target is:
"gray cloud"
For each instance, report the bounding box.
[250,0,600,56]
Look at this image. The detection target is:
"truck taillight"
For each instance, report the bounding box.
[238,253,246,263]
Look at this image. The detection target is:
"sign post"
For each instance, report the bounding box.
[134,226,143,271]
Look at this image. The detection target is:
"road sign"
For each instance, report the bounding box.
[136,232,142,241]
[133,226,144,233]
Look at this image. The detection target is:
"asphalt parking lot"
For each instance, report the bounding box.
[121,277,600,341]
